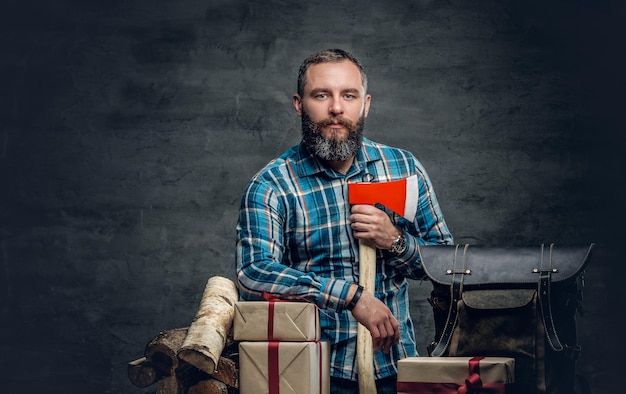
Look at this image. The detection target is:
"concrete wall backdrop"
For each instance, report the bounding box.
[2,1,624,393]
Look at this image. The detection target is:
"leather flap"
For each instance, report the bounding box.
[419,244,594,287]
[462,289,535,309]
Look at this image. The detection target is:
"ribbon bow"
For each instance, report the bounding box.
[458,372,482,393]
[457,357,484,394]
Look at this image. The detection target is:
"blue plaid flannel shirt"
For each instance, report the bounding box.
[236,137,453,381]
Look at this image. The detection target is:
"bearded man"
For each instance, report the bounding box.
[235,49,453,394]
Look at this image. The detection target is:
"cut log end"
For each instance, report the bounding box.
[212,356,239,388]
[187,378,230,394]
[178,348,217,376]
[127,357,161,388]
[144,327,189,375]
[156,375,184,394]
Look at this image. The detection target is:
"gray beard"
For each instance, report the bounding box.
[301,112,364,161]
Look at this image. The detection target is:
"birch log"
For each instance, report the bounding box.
[178,276,239,375]
[357,241,377,394]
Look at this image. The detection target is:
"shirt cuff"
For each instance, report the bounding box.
[317,277,353,313]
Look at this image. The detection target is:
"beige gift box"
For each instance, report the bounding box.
[397,356,515,393]
[233,301,321,341]
[239,341,330,394]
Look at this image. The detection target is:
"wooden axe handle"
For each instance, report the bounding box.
[357,240,377,394]
[348,179,415,392]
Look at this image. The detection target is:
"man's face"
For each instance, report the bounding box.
[293,60,371,161]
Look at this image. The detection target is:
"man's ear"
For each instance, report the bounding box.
[363,94,372,118]
[293,94,303,116]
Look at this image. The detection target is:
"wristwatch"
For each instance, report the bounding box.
[389,233,407,255]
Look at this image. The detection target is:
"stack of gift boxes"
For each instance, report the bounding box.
[233,299,516,393]
[233,300,330,394]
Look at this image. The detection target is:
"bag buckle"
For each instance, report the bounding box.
[446,269,472,275]
[532,267,558,274]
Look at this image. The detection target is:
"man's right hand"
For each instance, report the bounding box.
[349,287,400,353]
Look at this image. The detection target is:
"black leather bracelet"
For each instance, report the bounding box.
[346,285,364,311]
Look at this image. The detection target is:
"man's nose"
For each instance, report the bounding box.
[329,98,344,115]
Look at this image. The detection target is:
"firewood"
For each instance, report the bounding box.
[178,276,239,375]
[187,378,229,394]
[211,356,239,388]
[156,375,184,394]
[145,327,189,375]
[175,353,239,389]
[127,357,162,388]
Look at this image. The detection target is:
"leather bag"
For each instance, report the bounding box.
[419,243,594,394]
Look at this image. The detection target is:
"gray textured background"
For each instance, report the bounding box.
[1,0,623,393]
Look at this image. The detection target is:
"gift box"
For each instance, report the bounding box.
[239,341,330,394]
[233,301,321,341]
[397,356,515,393]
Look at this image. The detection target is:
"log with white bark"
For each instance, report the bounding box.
[177,276,239,375]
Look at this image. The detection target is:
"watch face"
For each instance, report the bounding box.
[392,235,406,254]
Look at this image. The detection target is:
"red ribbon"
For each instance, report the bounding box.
[262,291,311,303]
[268,342,280,393]
[260,291,338,341]
[268,300,276,340]
[262,292,292,340]
[397,356,510,393]
[262,292,319,340]
[317,341,324,393]
[397,382,509,393]
[262,293,326,394]
[267,341,326,394]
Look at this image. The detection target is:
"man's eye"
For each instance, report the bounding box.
[315,94,327,99]
[345,94,355,100]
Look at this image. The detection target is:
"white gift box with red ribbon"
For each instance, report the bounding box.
[239,340,330,394]
[397,356,515,393]
[233,300,321,342]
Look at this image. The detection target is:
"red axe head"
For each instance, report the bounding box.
[348,176,418,221]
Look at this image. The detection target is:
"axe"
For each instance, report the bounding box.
[347,176,418,394]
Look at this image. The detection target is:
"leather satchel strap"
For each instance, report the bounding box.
[431,244,469,357]
[538,267,564,351]
[537,243,573,354]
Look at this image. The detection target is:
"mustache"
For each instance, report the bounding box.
[316,116,357,130]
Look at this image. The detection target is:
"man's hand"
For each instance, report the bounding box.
[348,285,400,353]
[350,204,400,251]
